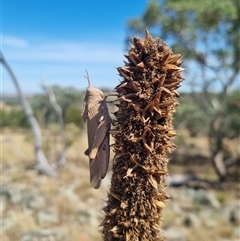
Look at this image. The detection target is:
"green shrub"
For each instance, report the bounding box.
[1,108,30,128]
[64,105,84,129]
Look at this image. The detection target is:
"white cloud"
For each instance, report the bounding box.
[2,35,124,64]
[2,35,29,48]
[1,35,126,93]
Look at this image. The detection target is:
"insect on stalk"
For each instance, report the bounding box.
[81,70,111,189]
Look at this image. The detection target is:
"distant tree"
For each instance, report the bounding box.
[1,108,30,128]
[30,85,84,127]
[127,0,240,181]
[64,105,84,129]
[42,83,67,168]
[221,91,240,140]
[174,98,209,137]
[1,96,21,106]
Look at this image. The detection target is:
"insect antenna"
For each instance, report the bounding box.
[84,69,91,87]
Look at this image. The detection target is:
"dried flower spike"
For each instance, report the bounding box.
[101,30,184,241]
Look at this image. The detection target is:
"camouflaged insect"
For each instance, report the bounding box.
[82,71,111,189]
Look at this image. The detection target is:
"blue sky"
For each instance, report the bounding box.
[1,0,149,94]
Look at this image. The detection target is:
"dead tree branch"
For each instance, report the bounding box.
[42,82,66,168]
[0,51,57,177]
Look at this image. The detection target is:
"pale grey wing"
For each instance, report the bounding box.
[90,125,110,188]
[97,133,110,179]
[86,106,103,189]
[88,103,111,160]
[89,158,101,189]
[83,102,101,155]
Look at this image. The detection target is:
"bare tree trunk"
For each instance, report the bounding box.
[42,83,66,168]
[208,113,227,182]
[212,151,227,182]
[1,51,57,177]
